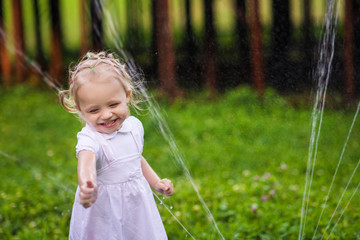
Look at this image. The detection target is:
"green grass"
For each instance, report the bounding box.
[1,85,360,239]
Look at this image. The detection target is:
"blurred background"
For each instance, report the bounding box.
[0,0,359,100]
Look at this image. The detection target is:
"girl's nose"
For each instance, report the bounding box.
[101,109,112,119]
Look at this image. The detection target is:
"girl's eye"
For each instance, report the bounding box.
[110,103,119,107]
[89,109,98,113]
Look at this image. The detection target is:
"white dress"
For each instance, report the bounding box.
[69,116,167,240]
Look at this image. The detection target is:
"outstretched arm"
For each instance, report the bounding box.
[77,150,98,208]
[141,156,174,196]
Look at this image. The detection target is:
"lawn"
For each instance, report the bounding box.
[1,85,360,239]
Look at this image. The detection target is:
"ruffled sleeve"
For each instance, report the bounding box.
[75,125,100,159]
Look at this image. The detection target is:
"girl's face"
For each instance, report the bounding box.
[76,77,131,134]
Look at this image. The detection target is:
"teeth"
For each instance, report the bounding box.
[100,120,115,126]
[105,120,115,126]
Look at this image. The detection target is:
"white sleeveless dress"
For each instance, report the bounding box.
[69,116,167,240]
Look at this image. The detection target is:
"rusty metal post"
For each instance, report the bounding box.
[0,0,11,85]
[80,0,89,55]
[49,0,63,83]
[154,0,179,100]
[203,0,217,94]
[90,0,103,51]
[248,0,265,96]
[12,0,25,83]
[344,0,355,101]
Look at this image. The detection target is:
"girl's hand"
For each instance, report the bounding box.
[79,180,98,208]
[154,178,174,196]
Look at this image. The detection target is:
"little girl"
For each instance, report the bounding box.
[59,52,174,240]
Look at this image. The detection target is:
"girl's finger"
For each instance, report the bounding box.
[82,202,91,208]
[86,180,95,189]
[80,194,91,202]
[80,185,97,194]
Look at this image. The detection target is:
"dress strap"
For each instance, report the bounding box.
[130,126,143,155]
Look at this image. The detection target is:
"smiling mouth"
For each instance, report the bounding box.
[99,119,118,128]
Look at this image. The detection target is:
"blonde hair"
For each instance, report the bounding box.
[59,51,143,114]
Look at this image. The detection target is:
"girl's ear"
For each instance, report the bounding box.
[75,105,84,118]
[75,105,81,112]
[126,90,131,102]
[75,106,86,121]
